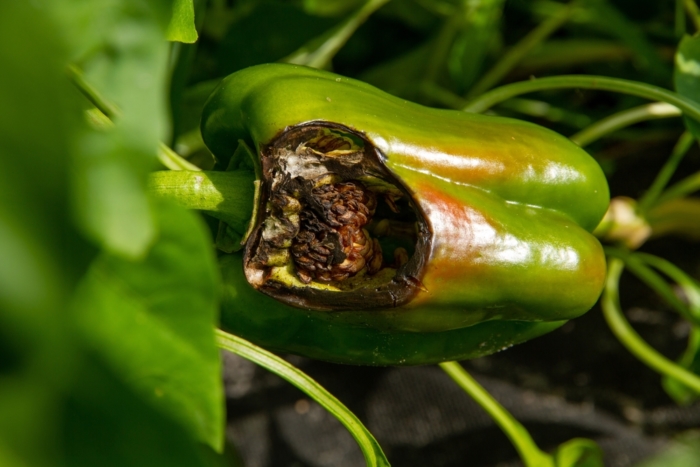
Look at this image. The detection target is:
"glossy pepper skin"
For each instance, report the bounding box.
[202,63,609,365]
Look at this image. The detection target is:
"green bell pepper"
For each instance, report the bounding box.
[201,63,609,365]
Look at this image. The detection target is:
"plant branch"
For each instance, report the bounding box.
[461,75,700,125]
[157,142,202,171]
[569,102,681,147]
[685,0,700,30]
[67,64,120,118]
[656,170,700,205]
[283,0,390,69]
[440,362,553,467]
[638,131,694,211]
[605,247,700,326]
[467,0,579,98]
[602,258,700,395]
[216,330,391,467]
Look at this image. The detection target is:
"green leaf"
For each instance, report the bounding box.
[48,0,174,259]
[0,3,88,466]
[72,201,224,451]
[675,34,700,140]
[63,354,214,467]
[167,0,198,43]
[448,0,505,93]
[553,438,604,467]
[216,330,391,467]
[633,431,700,467]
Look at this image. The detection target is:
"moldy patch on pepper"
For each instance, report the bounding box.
[243,122,431,311]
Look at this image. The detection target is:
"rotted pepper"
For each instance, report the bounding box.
[200,63,609,365]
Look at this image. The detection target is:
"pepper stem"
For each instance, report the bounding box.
[148,169,256,235]
[440,362,554,467]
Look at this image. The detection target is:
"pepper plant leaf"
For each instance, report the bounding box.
[167,0,198,43]
[674,34,700,141]
[62,354,215,467]
[0,2,222,465]
[553,438,604,467]
[47,0,174,259]
[449,0,505,94]
[72,200,224,451]
[0,3,86,466]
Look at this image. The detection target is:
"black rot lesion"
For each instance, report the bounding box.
[243,122,430,311]
[292,180,383,283]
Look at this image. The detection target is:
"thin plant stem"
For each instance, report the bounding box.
[421,82,470,109]
[461,75,700,125]
[157,142,202,171]
[421,83,592,128]
[67,64,120,118]
[677,0,688,37]
[602,258,700,395]
[656,170,700,205]
[604,247,700,326]
[685,0,700,30]
[283,0,390,69]
[440,362,553,467]
[467,0,579,98]
[569,102,682,147]
[498,97,592,128]
[634,252,700,320]
[424,11,463,85]
[216,330,391,467]
[638,131,695,212]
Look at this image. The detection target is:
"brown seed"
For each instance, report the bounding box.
[291,181,384,282]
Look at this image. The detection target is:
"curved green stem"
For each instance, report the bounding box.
[216,330,391,467]
[605,247,700,326]
[638,131,694,212]
[634,252,700,320]
[157,142,201,171]
[148,170,255,234]
[498,97,592,129]
[569,102,681,147]
[656,170,700,205]
[67,64,120,118]
[440,362,553,467]
[462,76,700,124]
[685,0,700,30]
[602,258,700,395]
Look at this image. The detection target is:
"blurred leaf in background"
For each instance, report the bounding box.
[72,200,223,449]
[49,0,173,259]
[0,1,225,465]
[0,3,88,466]
[675,33,700,140]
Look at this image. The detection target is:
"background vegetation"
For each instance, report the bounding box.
[3,0,700,466]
